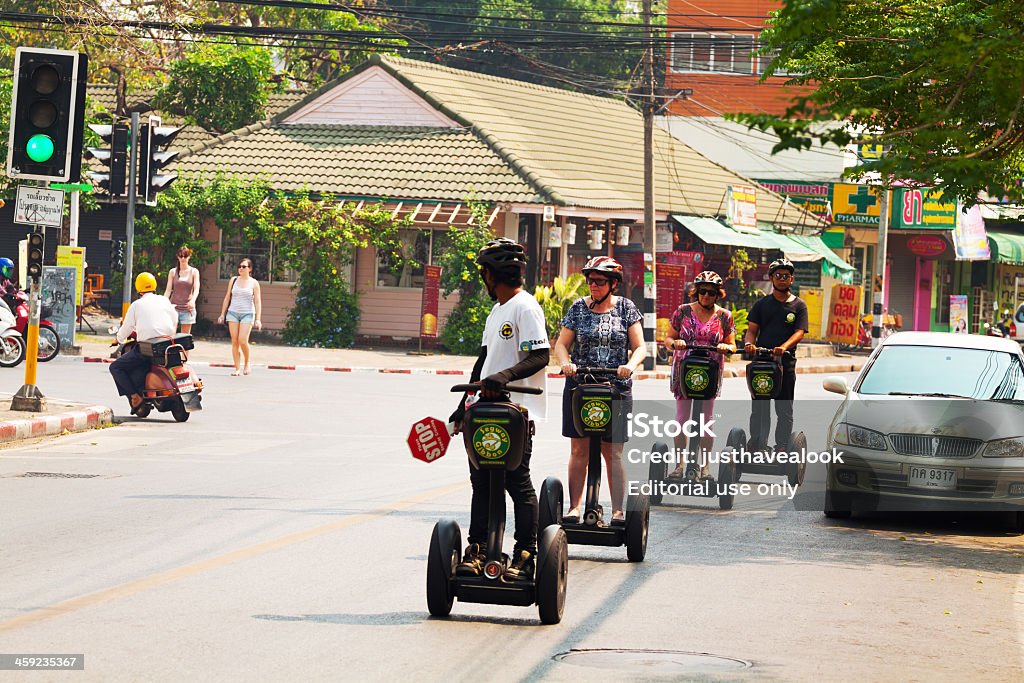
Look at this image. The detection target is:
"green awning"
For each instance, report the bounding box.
[987,230,1024,265]
[780,233,856,274]
[672,215,778,249]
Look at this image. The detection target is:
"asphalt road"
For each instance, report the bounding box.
[0,364,1021,681]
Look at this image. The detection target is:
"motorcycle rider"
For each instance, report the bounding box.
[109,272,178,415]
[744,258,808,451]
[0,257,19,302]
[449,238,548,582]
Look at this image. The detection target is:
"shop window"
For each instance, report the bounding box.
[376,229,452,289]
[670,33,755,75]
[219,232,298,283]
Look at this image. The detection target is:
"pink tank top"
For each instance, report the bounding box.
[169,268,195,310]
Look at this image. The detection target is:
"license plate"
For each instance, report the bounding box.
[908,466,957,490]
[176,379,194,392]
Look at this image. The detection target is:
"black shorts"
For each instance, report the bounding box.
[560,375,633,443]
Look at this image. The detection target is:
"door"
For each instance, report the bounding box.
[913,258,933,331]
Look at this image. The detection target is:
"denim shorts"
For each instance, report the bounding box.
[225,311,254,324]
[177,309,196,325]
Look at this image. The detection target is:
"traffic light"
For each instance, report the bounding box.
[137,115,180,206]
[85,123,129,196]
[110,239,126,272]
[27,231,44,281]
[5,47,88,182]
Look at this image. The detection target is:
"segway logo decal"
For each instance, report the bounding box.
[786,312,795,324]
[473,424,511,460]
[581,399,611,429]
[684,367,710,393]
[752,371,774,396]
[499,322,514,339]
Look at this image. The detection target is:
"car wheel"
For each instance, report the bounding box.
[824,486,852,519]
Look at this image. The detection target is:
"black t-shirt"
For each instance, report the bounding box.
[748,293,809,350]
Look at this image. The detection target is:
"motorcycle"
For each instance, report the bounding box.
[112,333,204,422]
[4,291,60,362]
[984,309,1012,338]
[0,297,26,368]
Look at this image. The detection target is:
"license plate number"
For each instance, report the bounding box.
[176,379,194,391]
[908,466,956,490]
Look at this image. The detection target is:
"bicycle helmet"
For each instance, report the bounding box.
[694,270,723,286]
[768,257,795,275]
[0,257,13,279]
[135,272,157,293]
[581,256,624,281]
[475,238,527,275]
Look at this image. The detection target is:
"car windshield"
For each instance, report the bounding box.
[857,345,1024,401]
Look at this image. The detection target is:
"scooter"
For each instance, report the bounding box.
[538,367,650,562]
[0,297,26,368]
[649,345,738,510]
[5,291,60,362]
[730,347,806,487]
[984,309,1012,338]
[113,334,203,422]
[427,381,568,624]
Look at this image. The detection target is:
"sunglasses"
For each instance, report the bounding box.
[587,278,610,286]
[238,264,250,269]
[697,288,719,297]
[772,271,793,280]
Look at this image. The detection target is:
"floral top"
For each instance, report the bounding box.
[561,296,642,390]
[669,303,735,399]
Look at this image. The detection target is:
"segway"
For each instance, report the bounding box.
[426,382,568,624]
[537,367,650,562]
[730,347,806,487]
[649,345,738,510]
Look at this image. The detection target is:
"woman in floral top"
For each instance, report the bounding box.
[665,271,736,480]
[553,257,647,525]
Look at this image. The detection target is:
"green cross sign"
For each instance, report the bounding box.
[848,186,878,214]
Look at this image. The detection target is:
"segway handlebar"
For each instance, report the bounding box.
[751,346,795,358]
[674,344,733,354]
[450,383,543,395]
[574,366,619,375]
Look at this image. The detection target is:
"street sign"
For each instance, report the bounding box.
[407,416,453,463]
[13,185,64,227]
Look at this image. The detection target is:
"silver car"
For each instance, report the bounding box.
[822,331,1024,532]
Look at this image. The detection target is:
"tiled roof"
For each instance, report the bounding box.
[375,56,818,225]
[176,124,541,202]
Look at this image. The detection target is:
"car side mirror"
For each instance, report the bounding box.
[822,376,849,395]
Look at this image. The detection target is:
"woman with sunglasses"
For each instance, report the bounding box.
[216,258,262,376]
[664,271,737,480]
[163,246,201,334]
[553,256,646,526]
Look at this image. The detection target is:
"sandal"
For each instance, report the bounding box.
[611,514,626,526]
[231,369,241,376]
[243,366,251,375]
[561,509,581,524]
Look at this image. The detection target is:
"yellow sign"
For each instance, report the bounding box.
[832,183,887,227]
[826,284,863,344]
[56,245,86,307]
[803,288,824,340]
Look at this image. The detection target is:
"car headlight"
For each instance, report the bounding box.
[982,437,1024,458]
[833,423,887,450]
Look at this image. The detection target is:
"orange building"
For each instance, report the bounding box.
[664,0,813,117]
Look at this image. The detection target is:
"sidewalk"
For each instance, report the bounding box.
[0,392,112,445]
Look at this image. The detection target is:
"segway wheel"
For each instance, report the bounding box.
[649,442,670,505]
[823,486,852,520]
[726,428,746,483]
[624,493,650,562]
[426,519,462,617]
[538,477,564,531]
[787,432,807,486]
[717,459,736,511]
[536,525,568,624]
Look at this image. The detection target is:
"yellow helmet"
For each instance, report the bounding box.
[135,272,157,293]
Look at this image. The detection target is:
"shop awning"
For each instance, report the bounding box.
[672,215,778,248]
[987,230,1024,265]
[777,233,857,276]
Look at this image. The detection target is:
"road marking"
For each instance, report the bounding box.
[0,480,464,633]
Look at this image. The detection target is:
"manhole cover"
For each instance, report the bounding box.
[555,649,751,675]
[19,472,102,478]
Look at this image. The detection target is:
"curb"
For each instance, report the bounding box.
[0,405,114,443]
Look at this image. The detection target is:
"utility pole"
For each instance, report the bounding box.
[641,0,656,370]
[121,112,139,317]
[871,187,890,347]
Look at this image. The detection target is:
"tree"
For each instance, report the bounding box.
[154,43,281,133]
[735,0,1024,204]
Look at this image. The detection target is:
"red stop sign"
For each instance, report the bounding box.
[407,416,452,463]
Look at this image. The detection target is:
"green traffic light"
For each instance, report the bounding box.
[26,134,55,162]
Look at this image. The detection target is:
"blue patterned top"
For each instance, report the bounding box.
[561,297,643,388]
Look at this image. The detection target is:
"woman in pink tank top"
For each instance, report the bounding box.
[162,246,201,333]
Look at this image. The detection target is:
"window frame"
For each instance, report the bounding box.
[669,32,756,76]
[218,231,299,284]
[374,228,452,290]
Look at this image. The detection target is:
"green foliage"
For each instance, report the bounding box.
[729,305,750,345]
[282,258,363,348]
[440,290,494,356]
[729,249,756,279]
[734,0,1024,204]
[534,273,588,339]
[154,43,282,133]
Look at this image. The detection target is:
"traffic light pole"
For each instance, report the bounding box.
[121,112,139,318]
[641,0,656,371]
[12,225,46,412]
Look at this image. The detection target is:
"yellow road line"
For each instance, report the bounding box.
[0,481,465,633]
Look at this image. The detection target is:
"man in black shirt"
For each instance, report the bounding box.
[743,258,809,450]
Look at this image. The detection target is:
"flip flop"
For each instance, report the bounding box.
[561,512,580,524]
[231,369,241,376]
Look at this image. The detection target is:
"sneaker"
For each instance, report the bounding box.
[455,543,487,576]
[503,549,534,582]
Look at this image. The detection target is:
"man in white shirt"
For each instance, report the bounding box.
[448,238,549,583]
[110,272,178,415]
